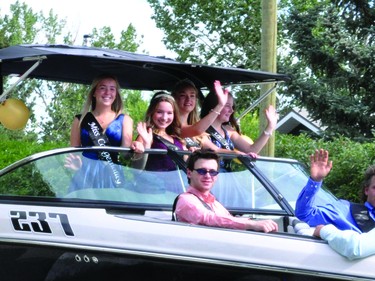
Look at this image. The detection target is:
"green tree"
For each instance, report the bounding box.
[0,0,69,142]
[124,90,150,136]
[148,0,262,67]
[147,0,270,120]
[148,0,375,140]
[0,1,38,48]
[1,2,146,143]
[279,0,375,140]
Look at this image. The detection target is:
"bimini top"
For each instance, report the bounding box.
[0,44,290,90]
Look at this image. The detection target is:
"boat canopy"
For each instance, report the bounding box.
[0,44,290,91]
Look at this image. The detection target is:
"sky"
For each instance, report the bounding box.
[1,0,179,125]
[1,0,177,58]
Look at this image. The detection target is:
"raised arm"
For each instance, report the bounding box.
[181,80,228,138]
[229,105,277,154]
[309,149,333,182]
[135,121,153,148]
[294,149,354,229]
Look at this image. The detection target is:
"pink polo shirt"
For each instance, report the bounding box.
[175,186,249,230]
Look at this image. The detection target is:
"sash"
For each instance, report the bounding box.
[81,112,123,186]
[206,126,233,171]
[153,134,187,170]
[155,134,199,150]
[350,203,375,233]
[206,126,232,150]
[154,134,181,151]
[184,137,200,149]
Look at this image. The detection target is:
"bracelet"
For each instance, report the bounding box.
[210,109,221,115]
[264,130,272,136]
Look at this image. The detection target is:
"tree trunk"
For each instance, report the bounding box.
[260,0,277,156]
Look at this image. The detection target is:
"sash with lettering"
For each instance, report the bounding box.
[81,112,123,186]
[206,126,233,171]
[184,137,200,149]
[206,126,233,150]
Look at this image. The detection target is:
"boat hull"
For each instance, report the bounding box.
[0,241,351,281]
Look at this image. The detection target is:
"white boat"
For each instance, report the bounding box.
[0,45,373,281]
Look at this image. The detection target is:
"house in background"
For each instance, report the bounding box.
[276,107,326,136]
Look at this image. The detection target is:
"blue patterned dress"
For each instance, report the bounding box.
[209,126,234,172]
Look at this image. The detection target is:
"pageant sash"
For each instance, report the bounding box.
[206,126,233,171]
[206,126,232,150]
[153,133,181,151]
[184,137,200,149]
[81,112,122,186]
[154,134,187,170]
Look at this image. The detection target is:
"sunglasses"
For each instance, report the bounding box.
[193,168,219,177]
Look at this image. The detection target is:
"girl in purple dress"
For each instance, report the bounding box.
[135,92,189,193]
[136,92,187,171]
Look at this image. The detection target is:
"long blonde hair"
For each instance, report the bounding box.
[80,74,123,124]
[172,79,200,125]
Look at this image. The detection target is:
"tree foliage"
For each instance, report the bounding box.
[148,0,262,67]
[276,133,375,202]
[0,1,38,48]
[0,1,146,143]
[279,0,375,140]
[147,0,268,114]
[148,0,375,140]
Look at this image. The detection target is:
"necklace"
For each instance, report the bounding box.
[157,131,174,143]
[93,111,115,127]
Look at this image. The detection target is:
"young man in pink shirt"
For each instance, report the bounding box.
[174,149,278,232]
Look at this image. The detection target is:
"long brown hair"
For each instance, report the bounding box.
[200,89,241,134]
[145,91,182,137]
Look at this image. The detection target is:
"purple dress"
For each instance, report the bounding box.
[142,134,185,194]
[145,134,184,171]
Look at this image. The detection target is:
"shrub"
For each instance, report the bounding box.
[0,133,66,169]
[275,133,375,202]
[2,128,375,203]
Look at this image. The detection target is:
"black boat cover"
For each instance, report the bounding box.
[0,44,290,90]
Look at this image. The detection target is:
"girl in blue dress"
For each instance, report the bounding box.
[65,74,142,192]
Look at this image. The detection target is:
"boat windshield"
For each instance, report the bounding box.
[0,148,338,214]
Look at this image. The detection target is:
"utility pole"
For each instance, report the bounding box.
[260,0,277,156]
